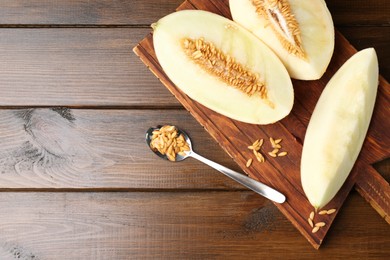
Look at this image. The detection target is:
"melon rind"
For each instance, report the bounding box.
[301,48,379,209]
[153,10,294,125]
[229,0,335,80]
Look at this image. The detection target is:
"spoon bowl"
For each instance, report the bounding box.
[146,126,192,162]
[146,125,286,204]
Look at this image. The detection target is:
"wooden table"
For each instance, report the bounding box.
[0,0,388,259]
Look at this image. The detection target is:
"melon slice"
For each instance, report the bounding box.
[229,0,335,80]
[301,48,379,210]
[152,10,294,124]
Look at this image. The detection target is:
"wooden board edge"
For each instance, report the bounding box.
[355,165,390,224]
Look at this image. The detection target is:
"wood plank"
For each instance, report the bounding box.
[133,0,390,248]
[355,166,390,224]
[0,28,179,107]
[0,27,387,107]
[0,0,183,25]
[0,191,388,259]
[0,0,387,26]
[326,0,390,26]
[0,108,244,189]
[339,26,390,78]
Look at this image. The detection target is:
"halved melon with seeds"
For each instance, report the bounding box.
[301,48,379,210]
[152,10,293,124]
[230,0,334,80]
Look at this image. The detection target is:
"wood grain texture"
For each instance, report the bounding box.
[338,26,390,78]
[0,191,388,259]
[0,0,387,26]
[0,27,387,107]
[355,166,390,224]
[0,108,245,189]
[133,0,390,248]
[326,0,390,26]
[0,0,388,257]
[0,28,179,107]
[0,0,183,25]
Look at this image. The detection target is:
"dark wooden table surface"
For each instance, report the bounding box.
[0,0,388,259]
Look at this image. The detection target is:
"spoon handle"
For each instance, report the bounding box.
[190,152,286,203]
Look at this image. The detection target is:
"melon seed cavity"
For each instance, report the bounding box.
[251,0,306,59]
[181,37,268,99]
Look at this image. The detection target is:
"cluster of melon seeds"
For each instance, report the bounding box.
[308,208,337,233]
[150,125,190,161]
[246,137,289,167]
[247,138,265,166]
[251,0,306,59]
[181,37,268,99]
[268,137,287,157]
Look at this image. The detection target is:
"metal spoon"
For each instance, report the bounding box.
[146,126,286,203]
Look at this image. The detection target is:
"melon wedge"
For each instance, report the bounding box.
[152,10,294,124]
[301,48,379,210]
[229,0,334,80]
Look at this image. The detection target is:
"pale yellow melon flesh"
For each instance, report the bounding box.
[152,10,294,124]
[301,48,379,209]
[229,0,334,80]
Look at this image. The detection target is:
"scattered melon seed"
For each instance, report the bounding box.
[249,138,264,151]
[315,222,326,227]
[327,209,336,215]
[278,151,288,157]
[318,210,328,215]
[274,144,282,149]
[270,137,276,146]
[255,151,265,162]
[274,138,282,144]
[257,139,264,150]
[309,211,315,221]
[247,138,266,164]
[246,158,253,167]
[268,152,277,158]
[308,218,314,228]
[312,226,320,233]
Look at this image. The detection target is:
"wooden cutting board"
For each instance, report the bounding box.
[133,0,390,248]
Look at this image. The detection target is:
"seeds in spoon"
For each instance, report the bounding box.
[150,125,190,161]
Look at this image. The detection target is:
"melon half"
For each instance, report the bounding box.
[301,48,379,210]
[152,10,294,124]
[229,0,334,80]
